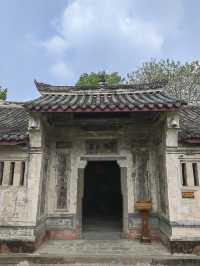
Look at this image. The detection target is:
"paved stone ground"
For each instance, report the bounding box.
[14,263,169,266]
[35,239,170,257]
[14,263,153,266]
[11,263,168,266]
[0,239,199,265]
[0,219,199,265]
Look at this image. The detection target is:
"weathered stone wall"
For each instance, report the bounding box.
[161,112,200,252]
[0,114,47,247]
[0,147,29,226]
[43,112,200,251]
[0,146,38,244]
[3,111,200,253]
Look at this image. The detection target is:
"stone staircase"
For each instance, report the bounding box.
[1,222,199,265]
[82,217,122,240]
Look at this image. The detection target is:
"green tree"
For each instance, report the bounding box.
[76,71,125,86]
[127,59,200,103]
[0,87,7,100]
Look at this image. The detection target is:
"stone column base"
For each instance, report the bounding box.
[169,241,200,254]
[0,226,80,253]
[46,227,80,241]
[0,240,37,253]
[127,228,160,241]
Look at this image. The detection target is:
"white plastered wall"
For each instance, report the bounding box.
[165,113,200,240]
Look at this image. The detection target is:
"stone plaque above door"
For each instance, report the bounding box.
[85,139,118,154]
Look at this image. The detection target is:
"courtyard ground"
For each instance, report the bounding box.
[0,239,200,265]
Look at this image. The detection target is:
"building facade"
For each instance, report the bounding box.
[0,81,200,253]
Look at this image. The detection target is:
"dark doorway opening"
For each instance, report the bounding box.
[83,161,122,237]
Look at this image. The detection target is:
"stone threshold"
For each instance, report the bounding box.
[0,254,199,265]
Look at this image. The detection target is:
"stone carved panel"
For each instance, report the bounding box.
[56,152,70,209]
[158,154,167,214]
[85,139,117,154]
[40,157,48,215]
[135,151,151,201]
[46,216,75,229]
[0,228,34,240]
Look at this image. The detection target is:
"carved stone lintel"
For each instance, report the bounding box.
[85,139,117,154]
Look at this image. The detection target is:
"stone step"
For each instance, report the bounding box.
[0,239,198,265]
[1,255,200,266]
[82,231,121,240]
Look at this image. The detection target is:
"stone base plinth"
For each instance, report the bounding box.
[169,240,200,254]
[46,228,80,241]
[127,228,160,241]
[0,240,36,253]
[0,226,80,253]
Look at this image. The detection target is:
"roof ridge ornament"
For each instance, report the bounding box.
[98,81,108,89]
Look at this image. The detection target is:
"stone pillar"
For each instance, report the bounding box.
[186,163,195,186]
[13,161,21,186]
[164,112,180,239]
[117,159,128,236]
[77,160,87,237]
[2,161,11,185]
[166,113,179,147]
[27,114,44,226]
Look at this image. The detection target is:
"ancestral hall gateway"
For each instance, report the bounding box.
[1,81,200,253]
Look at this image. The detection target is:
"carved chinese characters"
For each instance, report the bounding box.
[56,152,70,209]
[85,140,117,154]
[135,151,151,201]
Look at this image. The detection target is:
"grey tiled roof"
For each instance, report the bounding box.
[0,81,199,144]
[179,106,200,141]
[24,82,186,112]
[0,102,28,143]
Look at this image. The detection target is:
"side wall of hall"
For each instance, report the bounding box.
[161,112,200,253]
[0,144,42,252]
[0,114,49,253]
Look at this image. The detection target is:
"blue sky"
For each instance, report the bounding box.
[0,0,200,101]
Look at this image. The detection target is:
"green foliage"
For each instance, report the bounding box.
[127,59,200,103]
[76,71,125,86]
[76,60,200,103]
[0,87,7,100]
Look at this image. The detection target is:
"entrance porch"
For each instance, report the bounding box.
[82,161,122,239]
[77,157,128,239]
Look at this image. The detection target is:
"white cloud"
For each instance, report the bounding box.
[50,62,73,81]
[119,17,163,52]
[41,0,183,83]
[41,36,67,56]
